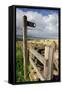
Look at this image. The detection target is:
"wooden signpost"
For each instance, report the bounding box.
[23,15,36,80]
[23,15,55,81]
[23,16,27,80]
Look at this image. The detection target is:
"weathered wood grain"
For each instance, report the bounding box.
[23,16,28,80]
[47,46,54,80]
[29,48,46,65]
[29,58,45,81]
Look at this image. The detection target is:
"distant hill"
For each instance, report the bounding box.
[16,35,58,41]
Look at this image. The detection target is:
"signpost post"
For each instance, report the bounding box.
[23,15,36,80]
[23,16,28,80]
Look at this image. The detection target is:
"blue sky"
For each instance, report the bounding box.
[16,8,59,39]
[16,8,58,16]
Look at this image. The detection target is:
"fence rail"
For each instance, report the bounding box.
[29,47,46,65]
[30,58,45,80]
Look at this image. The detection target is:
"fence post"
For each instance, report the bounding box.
[23,16,28,80]
[44,46,54,80]
[47,46,54,80]
[44,46,49,79]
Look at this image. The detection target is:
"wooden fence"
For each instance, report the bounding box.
[29,46,58,81]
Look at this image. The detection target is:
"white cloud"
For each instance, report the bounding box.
[16,9,58,38]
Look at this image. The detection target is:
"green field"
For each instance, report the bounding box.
[16,42,24,82]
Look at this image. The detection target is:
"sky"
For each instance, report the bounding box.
[16,7,59,39]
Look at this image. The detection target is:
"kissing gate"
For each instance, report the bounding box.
[23,16,59,81]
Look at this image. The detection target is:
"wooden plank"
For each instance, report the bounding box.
[53,59,58,70]
[23,16,28,80]
[47,46,54,80]
[29,48,46,65]
[29,58,45,81]
[45,46,49,60]
[44,62,48,79]
[44,46,49,79]
[53,51,58,70]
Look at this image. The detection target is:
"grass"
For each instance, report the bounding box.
[16,42,24,82]
[16,41,30,82]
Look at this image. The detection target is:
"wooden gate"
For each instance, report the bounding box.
[29,46,58,81]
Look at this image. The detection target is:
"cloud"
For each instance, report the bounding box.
[16,9,58,38]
